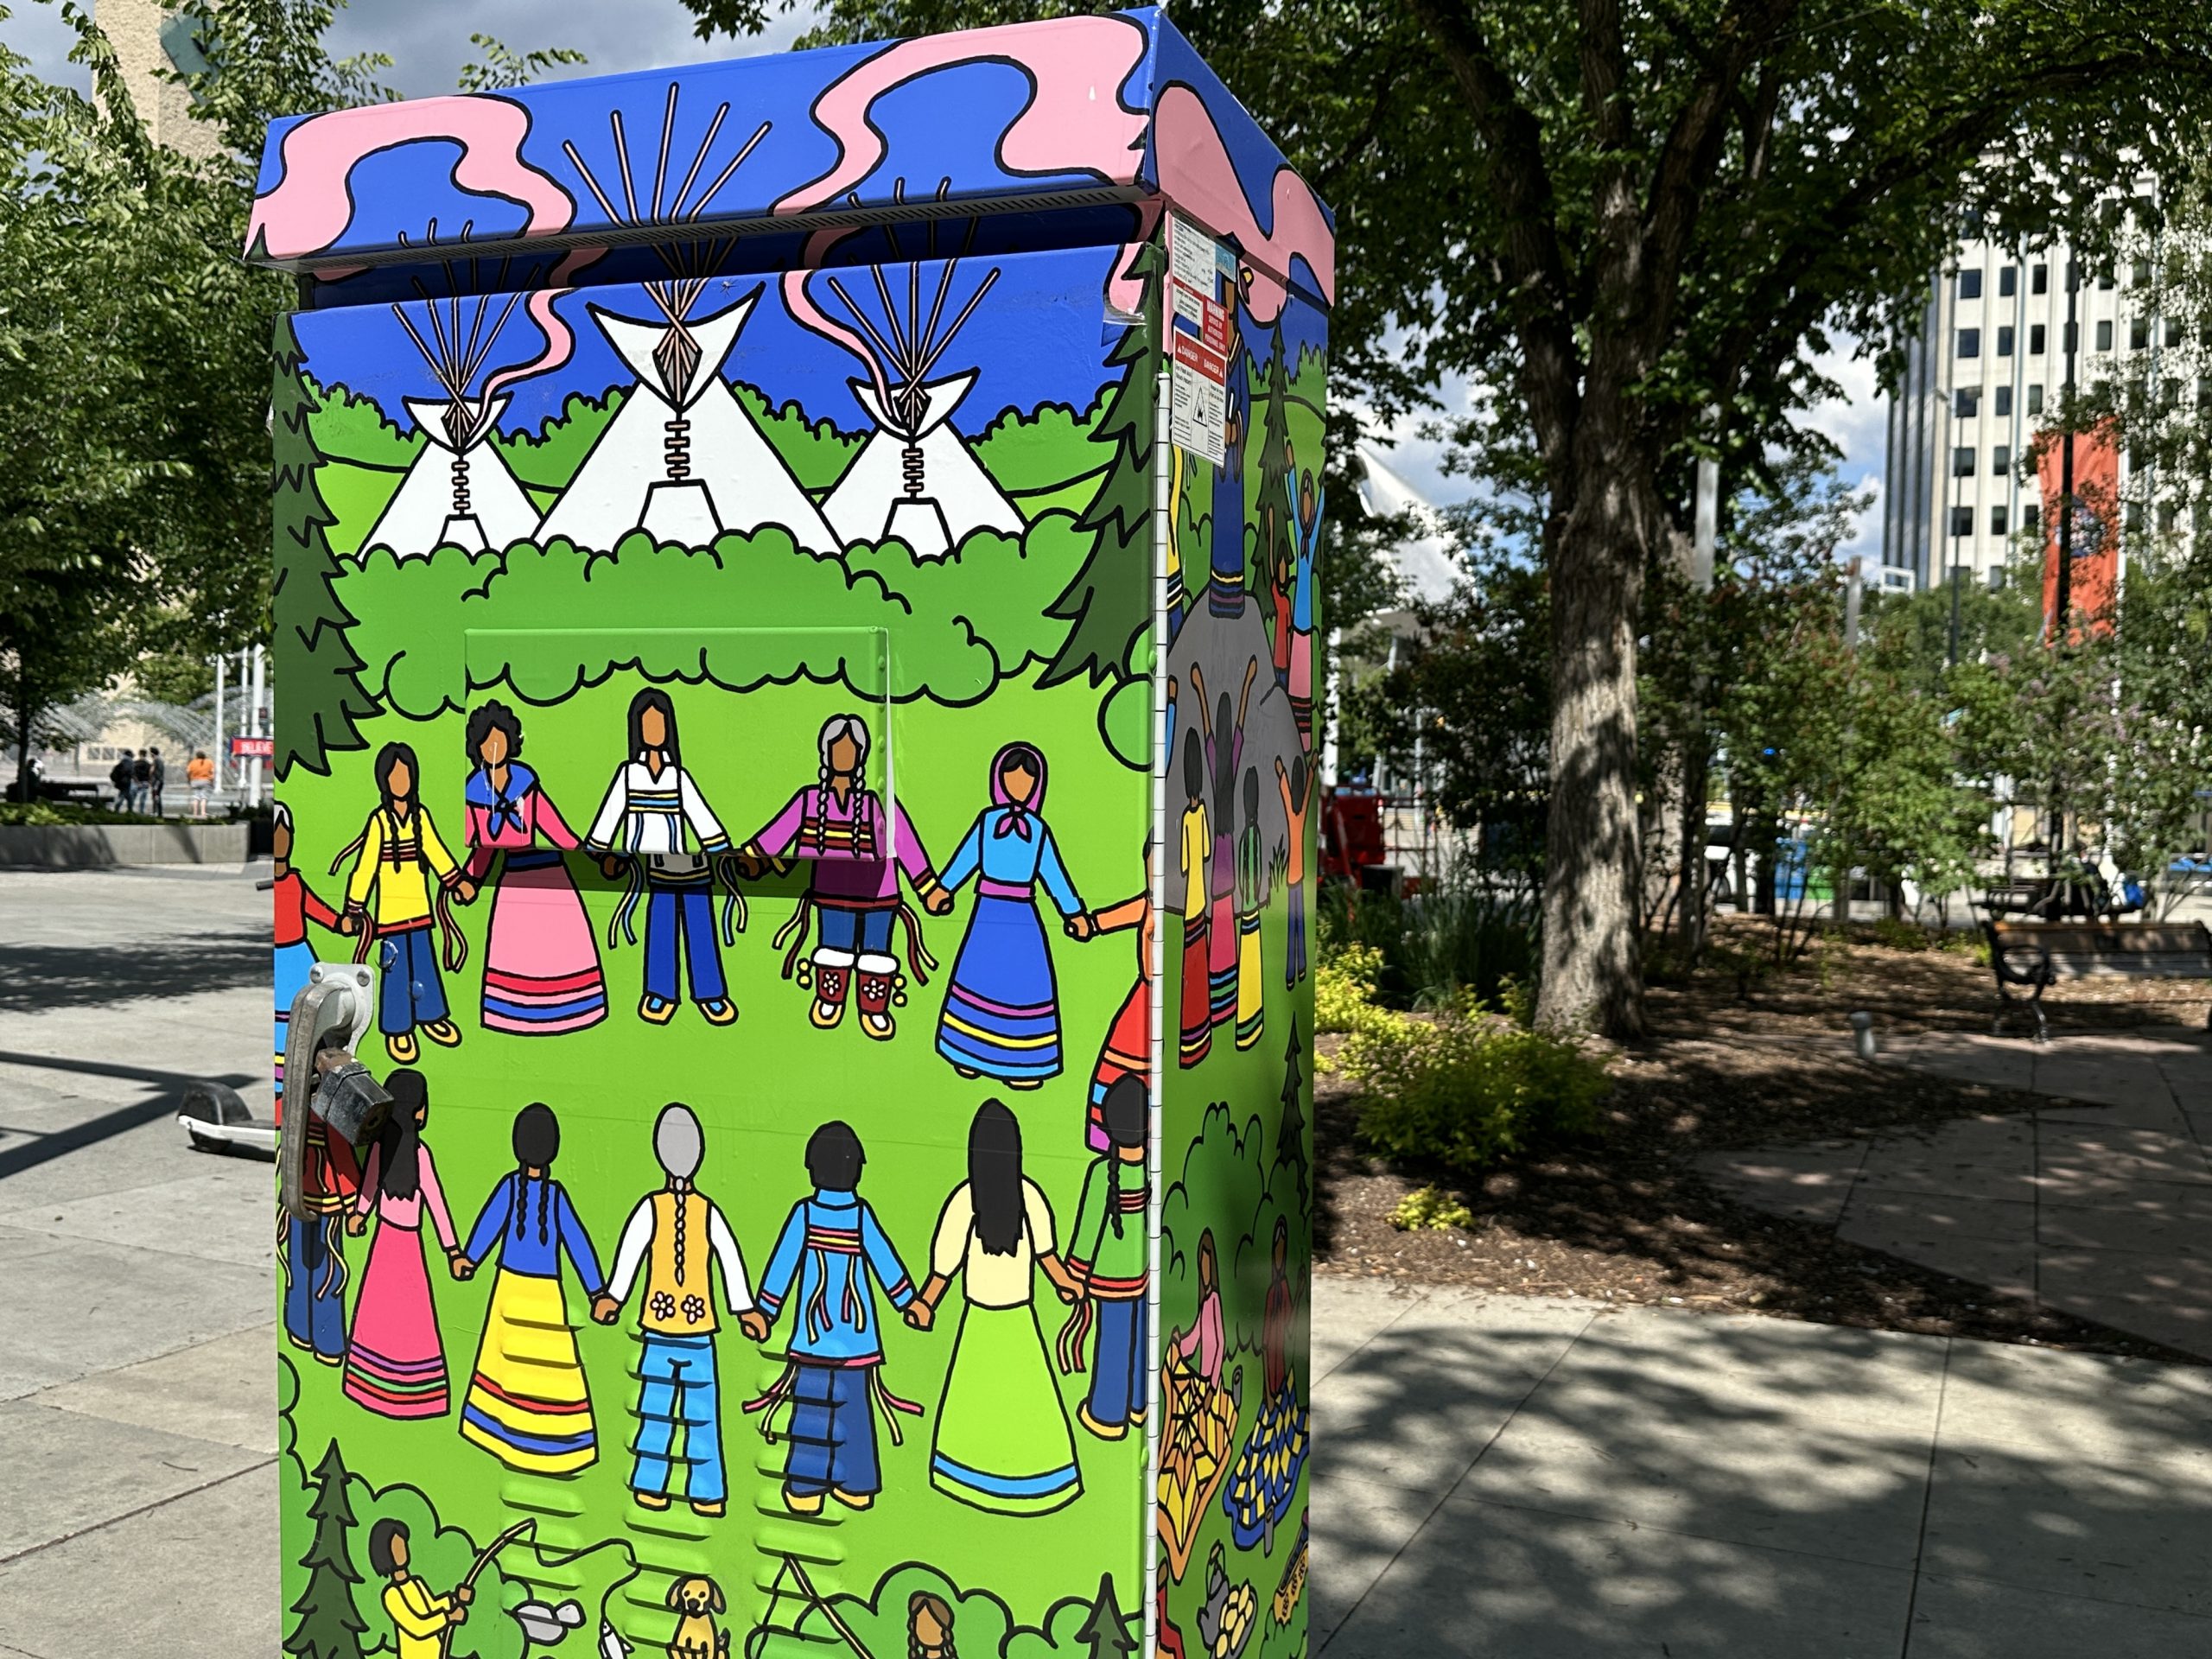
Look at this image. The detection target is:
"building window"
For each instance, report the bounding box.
[1957,270,1982,300]
[1958,327,1981,358]
[1955,388,1980,419]
[2126,502,2145,534]
[1995,385,2012,418]
[1953,446,1974,478]
[2170,319,2186,348]
[2098,269,2115,290]
[1997,325,2015,356]
[2024,503,2042,533]
[1990,505,2008,537]
[2133,259,2151,287]
[1999,265,2018,297]
[2200,378,2212,409]
[1950,506,1974,537]
[1988,567,2005,592]
[1992,445,2010,475]
[2131,319,2150,351]
[2095,320,2113,352]
[2032,263,2049,295]
[2030,323,2047,355]
[2028,383,2044,415]
[2161,503,2181,534]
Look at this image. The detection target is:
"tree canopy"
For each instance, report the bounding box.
[683,0,2212,1033]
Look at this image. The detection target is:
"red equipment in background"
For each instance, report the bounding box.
[1321,784,1384,883]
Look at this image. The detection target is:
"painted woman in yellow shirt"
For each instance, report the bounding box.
[1177,729,1212,1068]
[368,1517,471,1659]
[331,741,474,1064]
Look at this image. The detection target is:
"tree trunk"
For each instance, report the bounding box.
[1536,479,1648,1038]
[12,663,38,805]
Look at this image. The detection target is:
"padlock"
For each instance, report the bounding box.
[276,961,391,1218]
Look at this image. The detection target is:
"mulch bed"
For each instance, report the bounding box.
[1313,916,2209,1365]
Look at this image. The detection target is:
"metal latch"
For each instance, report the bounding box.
[277,961,391,1218]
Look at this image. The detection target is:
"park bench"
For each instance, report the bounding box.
[1982,918,2212,1041]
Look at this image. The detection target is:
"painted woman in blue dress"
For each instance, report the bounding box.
[933,742,1093,1089]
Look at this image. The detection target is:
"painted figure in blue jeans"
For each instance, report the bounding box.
[585,689,741,1027]
[1057,1073,1151,1441]
[743,1121,920,1516]
[332,742,473,1065]
[596,1103,770,1517]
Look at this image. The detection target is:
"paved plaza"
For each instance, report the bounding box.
[1704,1027,2212,1361]
[1,868,2207,1656]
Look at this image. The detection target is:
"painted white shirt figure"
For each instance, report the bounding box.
[586,755,731,880]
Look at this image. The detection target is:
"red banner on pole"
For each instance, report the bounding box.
[230,734,275,760]
[2037,419,2120,641]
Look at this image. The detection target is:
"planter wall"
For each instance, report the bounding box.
[0,822,251,868]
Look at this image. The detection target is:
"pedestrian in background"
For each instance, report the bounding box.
[187,750,214,818]
[108,752,132,811]
[149,747,165,817]
[129,750,150,814]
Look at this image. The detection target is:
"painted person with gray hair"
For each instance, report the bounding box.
[595,1103,767,1518]
[741,712,948,1040]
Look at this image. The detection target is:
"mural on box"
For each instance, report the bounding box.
[260,12,1325,1658]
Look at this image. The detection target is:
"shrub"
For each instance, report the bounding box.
[1869,916,1930,952]
[1344,994,1610,1174]
[1315,876,1539,1010]
[1389,1185,1474,1231]
[0,802,165,826]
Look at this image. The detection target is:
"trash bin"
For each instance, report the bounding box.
[249,11,1330,1656]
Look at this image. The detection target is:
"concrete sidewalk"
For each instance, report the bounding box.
[1702,1027,2212,1360]
[3,869,2209,1657]
[0,866,280,1658]
[1313,1276,2212,1656]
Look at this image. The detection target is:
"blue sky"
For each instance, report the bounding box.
[3,0,1886,561]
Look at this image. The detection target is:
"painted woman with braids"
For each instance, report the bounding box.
[741,713,945,1039]
[595,1103,768,1517]
[453,1103,610,1475]
[340,1069,458,1420]
[331,741,471,1065]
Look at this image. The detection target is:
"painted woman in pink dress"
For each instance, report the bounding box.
[342,1069,459,1419]
[461,700,607,1035]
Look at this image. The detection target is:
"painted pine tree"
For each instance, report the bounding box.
[271,312,374,779]
[285,1440,367,1659]
[1071,1571,1137,1657]
[1276,1017,1307,1209]
[1253,325,1292,609]
[1041,241,1162,689]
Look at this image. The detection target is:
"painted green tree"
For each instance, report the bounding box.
[1275,1018,1307,1210]
[1253,324,1293,611]
[285,1440,367,1659]
[1040,239,1161,689]
[271,312,375,779]
[1071,1573,1137,1658]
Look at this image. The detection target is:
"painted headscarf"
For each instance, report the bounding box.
[988,741,1048,840]
[464,760,538,838]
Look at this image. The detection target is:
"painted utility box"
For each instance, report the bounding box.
[251,12,1331,1656]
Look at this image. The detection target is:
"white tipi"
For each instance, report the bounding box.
[363,397,539,557]
[531,86,836,555]
[362,283,542,559]
[815,245,1023,560]
[823,371,1023,558]
[535,292,836,553]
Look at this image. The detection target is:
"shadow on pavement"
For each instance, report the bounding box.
[0,935,268,1014]
[1315,1306,2212,1654]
